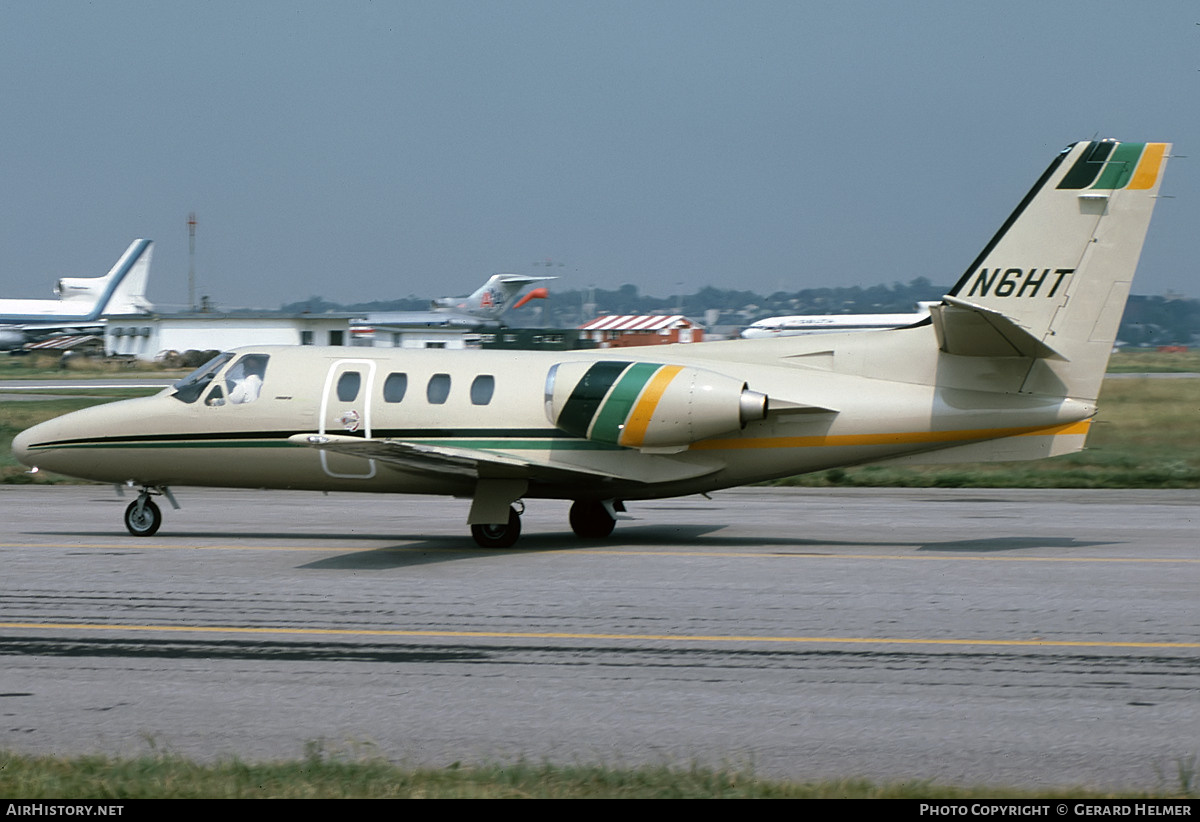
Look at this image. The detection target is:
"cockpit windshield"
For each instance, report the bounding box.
[171,352,235,404]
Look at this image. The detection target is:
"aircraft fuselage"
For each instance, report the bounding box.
[14,335,1092,503]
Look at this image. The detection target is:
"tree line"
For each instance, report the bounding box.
[282,278,1199,345]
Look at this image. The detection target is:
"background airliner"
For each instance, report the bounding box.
[0,239,154,349]
[740,302,936,338]
[352,273,554,336]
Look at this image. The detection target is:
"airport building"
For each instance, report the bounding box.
[349,322,481,350]
[101,312,598,360]
[104,312,356,360]
[348,319,601,351]
[578,314,704,347]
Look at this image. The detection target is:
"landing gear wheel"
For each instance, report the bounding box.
[471,506,522,548]
[124,499,162,537]
[569,499,616,539]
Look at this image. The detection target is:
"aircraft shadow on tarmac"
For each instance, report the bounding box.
[34,524,1120,571]
[292,526,1122,571]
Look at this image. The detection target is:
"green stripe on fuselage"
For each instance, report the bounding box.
[555,361,631,438]
[29,439,299,450]
[589,362,661,444]
[30,433,620,452]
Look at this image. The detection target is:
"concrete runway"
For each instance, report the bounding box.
[1,485,1196,790]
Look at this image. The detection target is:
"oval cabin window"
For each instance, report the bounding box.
[427,373,451,404]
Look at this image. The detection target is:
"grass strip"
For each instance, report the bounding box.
[1,751,1196,799]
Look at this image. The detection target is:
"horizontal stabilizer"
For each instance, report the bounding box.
[931,296,1066,360]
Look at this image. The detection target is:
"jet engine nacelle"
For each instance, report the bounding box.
[55,278,103,302]
[545,361,768,449]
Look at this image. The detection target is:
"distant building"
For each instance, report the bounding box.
[104,312,356,361]
[477,328,595,351]
[351,322,481,350]
[578,315,703,348]
[352,322,597,351]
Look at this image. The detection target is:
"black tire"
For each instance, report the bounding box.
[471,506,522,548]
[124,499,162,537]
[569,499,616,539]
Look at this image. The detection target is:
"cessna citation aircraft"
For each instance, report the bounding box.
[13,139,1171,547]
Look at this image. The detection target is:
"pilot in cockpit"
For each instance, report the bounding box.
[226,354,268,404]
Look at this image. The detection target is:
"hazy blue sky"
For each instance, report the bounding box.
[2,1,1197,310]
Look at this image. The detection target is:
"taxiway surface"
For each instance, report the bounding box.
[1,485,1196,790]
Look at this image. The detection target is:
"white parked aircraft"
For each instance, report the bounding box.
[0,240,154,349]
[13,140,1171,547]
[740,302,937,338]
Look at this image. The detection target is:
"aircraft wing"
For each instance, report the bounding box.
[287,433,720,484]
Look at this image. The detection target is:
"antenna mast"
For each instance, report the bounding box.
[187,212,197,311]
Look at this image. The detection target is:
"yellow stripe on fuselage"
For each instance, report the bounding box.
[618,364,684,447]
[689,420,1090,451]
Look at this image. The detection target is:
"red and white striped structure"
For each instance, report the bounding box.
[578,315,703,348]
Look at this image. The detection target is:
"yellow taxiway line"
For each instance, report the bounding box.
[1,621,1198,650]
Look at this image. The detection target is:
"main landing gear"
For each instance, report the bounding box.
[569,499,617,539]
[468,499,622,548]
[121,485,179,537]
[470,505,522,548]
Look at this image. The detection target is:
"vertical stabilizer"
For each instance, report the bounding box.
[432,273,555,320]
[53,239,155,318]
[937,140,1170,400]
[98,239,154,315]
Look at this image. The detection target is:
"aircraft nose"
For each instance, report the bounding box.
[11,424,37,467]
[12,416,70,470]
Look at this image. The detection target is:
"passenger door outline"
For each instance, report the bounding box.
[318,359,377,479]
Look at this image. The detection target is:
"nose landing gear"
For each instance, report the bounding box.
[124,497,161,536]
[121,486,179,537]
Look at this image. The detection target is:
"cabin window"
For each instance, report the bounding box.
[337,371,362,402]
[171,351,235,404]
[383,372,408,403]
[470,375,495,405]
[226,354,269,405]
[427,373,451,404]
